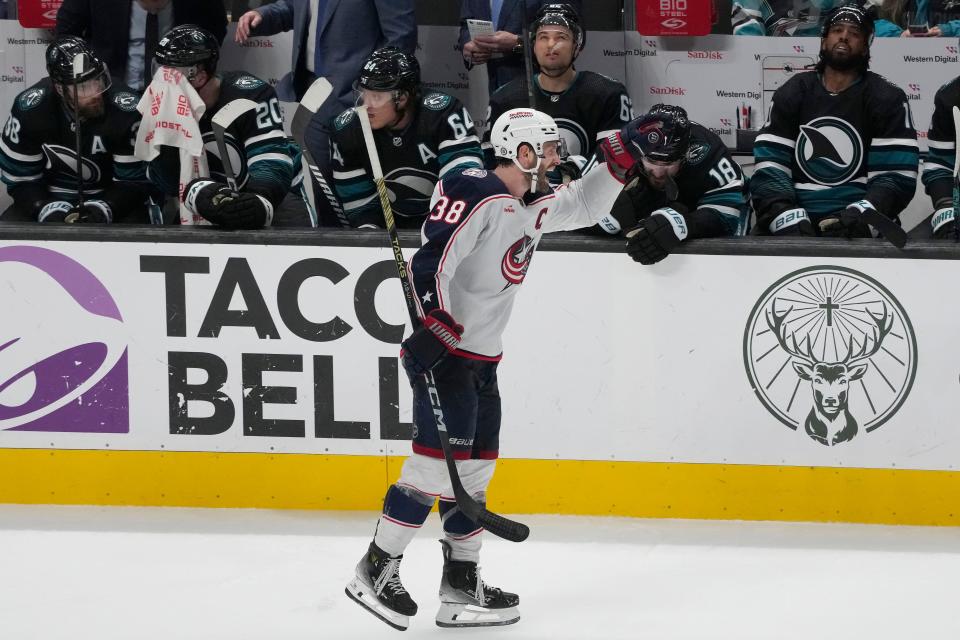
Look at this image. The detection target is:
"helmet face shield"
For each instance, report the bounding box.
[353,84,396,108]
[54,65,111,119]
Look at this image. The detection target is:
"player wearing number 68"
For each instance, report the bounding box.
[329,47,484,229]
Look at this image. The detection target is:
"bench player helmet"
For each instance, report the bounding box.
[491,108,563,191]
[153,24,220,78]
[46,36,111,116]
[358,47,421,96]
[532,3,585,58]
[633,104,691,164]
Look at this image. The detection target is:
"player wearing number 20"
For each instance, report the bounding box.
[601,104,748,264]
[330,47,484,228]
[344,108,647,631]
[750,4,918,238]
[146,25,299,228]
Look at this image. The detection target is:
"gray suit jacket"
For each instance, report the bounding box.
[252,0,416,115]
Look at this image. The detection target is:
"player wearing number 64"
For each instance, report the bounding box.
[329,47,485,229]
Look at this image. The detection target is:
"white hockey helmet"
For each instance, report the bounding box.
[491,108,561,160]
[490,108,562,190]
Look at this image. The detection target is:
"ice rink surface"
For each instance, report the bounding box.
[1,505,958,639]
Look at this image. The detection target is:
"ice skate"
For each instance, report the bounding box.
[435,540,520,628]
[345,542,418,631]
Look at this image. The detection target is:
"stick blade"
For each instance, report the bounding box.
[862,208,907,249]
[211,98,259,130]
[477,510,530,543]
[300,77,333,114]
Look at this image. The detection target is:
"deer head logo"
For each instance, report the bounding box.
[744,267,917,445]
[766,301,892,445]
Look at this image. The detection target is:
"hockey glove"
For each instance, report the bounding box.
[556,155,586,184]
[931,207,957,240]
[625,207,688,265]
[67,200,113,224]
[37,200,74,223]
[819,201,876,239]
[184,179,274,229]
[769,207,814,236]
[599,122,647,177]
[401,310,464,378]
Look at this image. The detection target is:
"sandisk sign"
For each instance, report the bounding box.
[636,0,714,36]
[17,0,63,28]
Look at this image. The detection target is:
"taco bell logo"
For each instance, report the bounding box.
[0,246,128,433]
[743,266,916,446]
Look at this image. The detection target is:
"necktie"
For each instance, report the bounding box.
[490,0,504,28]
[144,11,160,88]
[312,0,328,76]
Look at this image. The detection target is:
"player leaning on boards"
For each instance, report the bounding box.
[145,25,301,228]
[600,104,748,264]
[344,107,651,631]
[0,37,151,223]
[915,78,960,239]
[330,47,483,229]
[483,3,633,178]
[750,3,918,244]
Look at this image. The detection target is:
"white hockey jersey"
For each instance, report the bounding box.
[409,163,625,359]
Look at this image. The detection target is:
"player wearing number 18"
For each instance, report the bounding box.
[145,25,302,228]
[329,47,484,228]
[344,107,649,630]
[600,104,748,264]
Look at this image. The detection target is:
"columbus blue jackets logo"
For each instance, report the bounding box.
[744,266,916,446]
[501,234,536,287]
[795,117,864,186]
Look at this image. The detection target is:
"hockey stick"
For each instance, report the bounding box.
[521,25,536,108]
[211,98,258,194]
[356,105,529,544]
[67,53,86,222]
[952,105,960,242]
[292,77,350,227]
[860,207,907,248]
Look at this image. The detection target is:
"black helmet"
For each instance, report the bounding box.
[635,104,691,163]
[532,3,585,55]
[358,47,420,94]
[46,36,109,86]
[154,24,220,74]
[820,3,875,42]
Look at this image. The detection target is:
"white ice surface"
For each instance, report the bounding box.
[0,506,958,639]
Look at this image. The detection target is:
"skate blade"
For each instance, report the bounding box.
[345,579,411,631]
[435,602,520,628]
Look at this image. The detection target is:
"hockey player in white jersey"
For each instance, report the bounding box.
[344,107,649,631]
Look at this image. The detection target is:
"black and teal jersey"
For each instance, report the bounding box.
[751,71,918,232]
[608,123,748,236]
[147,71,298,208]
[484,70,633,162]
[330,92,483,228]
[0,78,149,220]
[922,77,960,210]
